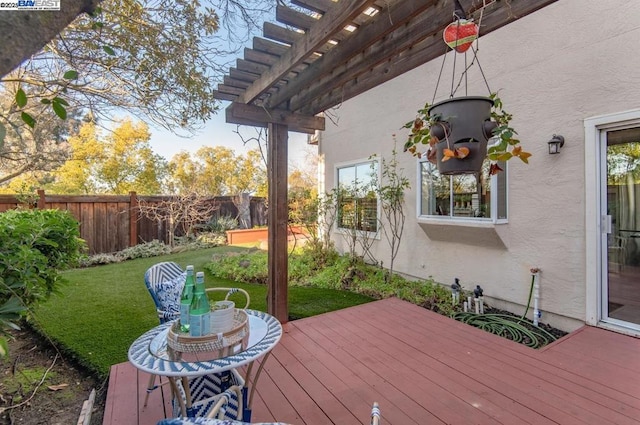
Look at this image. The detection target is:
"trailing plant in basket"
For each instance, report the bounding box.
[402,92,531,174]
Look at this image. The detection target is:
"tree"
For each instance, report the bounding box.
[1,1,280,184]
[46,118,167,194]
[0,84,83,185]
[137,193,219,247]
[45,120,101,194]
[2,1,221,133]
[167,146,267,197]
[373,147,410,281]
[288,163,319,242]
[96,119,167,194]
[166,146,266,227]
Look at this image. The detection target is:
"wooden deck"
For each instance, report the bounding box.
[103,298,640,425]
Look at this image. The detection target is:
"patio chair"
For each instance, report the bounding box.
[172,370,246,420]
[143,261,186,406]
[144,261,186,324]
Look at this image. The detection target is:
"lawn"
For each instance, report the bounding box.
[31,246,374,378]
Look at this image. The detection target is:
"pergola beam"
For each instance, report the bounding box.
[225,103,324,134]
[267,0,438,110]
[297,0,559,115]
[238,0,378,104]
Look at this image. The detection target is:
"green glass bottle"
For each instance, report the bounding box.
[189,271,211,336]
[179,265,195,333]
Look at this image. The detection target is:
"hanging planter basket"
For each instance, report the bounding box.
[402,11,532,176]
[429,96,496,175]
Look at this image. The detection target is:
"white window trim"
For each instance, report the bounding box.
[584,108,640,330]
[334,157,381,237]
[416,159,508,226]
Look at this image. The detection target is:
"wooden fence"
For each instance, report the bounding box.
[0,191,267,255]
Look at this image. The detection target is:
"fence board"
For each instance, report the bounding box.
[0,192,267,255]
[81,202,96,254]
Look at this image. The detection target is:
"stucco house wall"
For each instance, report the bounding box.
[318,0,640,332]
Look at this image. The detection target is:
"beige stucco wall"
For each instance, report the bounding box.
[319,0,640,332]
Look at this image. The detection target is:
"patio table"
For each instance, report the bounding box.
[128,309,282,421]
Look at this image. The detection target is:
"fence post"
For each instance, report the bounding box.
[37,189,45,209]
[129,191,138,247]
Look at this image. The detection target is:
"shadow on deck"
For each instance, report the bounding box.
[103,298,640,425]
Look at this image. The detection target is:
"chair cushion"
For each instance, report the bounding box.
[155,272,186,318]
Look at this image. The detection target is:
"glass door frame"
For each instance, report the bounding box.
[585,109,640,335]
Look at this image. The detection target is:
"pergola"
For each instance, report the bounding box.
[212,0,557,323]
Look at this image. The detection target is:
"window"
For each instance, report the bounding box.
[419,158,507,221]
[336,160,379,232]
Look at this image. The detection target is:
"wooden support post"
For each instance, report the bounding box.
[267,123,289,324]
[129,191,138,248]
[37,189,45,209]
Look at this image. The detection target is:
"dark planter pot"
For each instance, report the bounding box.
[428,96,495,175]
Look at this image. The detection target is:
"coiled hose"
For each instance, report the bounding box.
[450,312,557,348]
[451,272,556,349]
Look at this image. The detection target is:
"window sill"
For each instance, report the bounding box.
[417,217,507,249]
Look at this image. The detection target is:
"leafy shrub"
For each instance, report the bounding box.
[117,240,171,260]
[172,232,227,251]
[205,244,458,315]
[0,209,85,352]
[206,250,269,285]
[206,214,238,233]
[78,253,122,267]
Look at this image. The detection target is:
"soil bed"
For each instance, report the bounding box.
[0,326,106,425]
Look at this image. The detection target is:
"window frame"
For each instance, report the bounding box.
[416,158,508,225]
[334,158,381,234]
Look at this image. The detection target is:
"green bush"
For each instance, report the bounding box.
[206,214,238,233]
[0,209,85,349]
[205,244,459,315]
[206,250,269,285]
[78,253,122,267]
[117,239,171,260]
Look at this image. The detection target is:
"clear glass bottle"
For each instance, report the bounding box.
[189,271,211,336]
[179,265,195,332]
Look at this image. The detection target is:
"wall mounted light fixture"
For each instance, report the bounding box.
[548,134,565,154]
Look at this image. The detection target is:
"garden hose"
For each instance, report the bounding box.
[451,312,557,348]
[521,272,536,320]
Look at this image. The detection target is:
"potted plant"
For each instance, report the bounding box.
[403,92,531,175]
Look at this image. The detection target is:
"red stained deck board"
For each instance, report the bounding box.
[262,345,336,425]
[323,304,579,425]
[249,390,276,423]
[104,362,139,425]
[104,298,640,425]
[373,298,640,424]
[320,305,557,425]
[284,320,428,425]
[254,356,308,424]
[300,316,496,424]
[542,328,640,375]
[269,341,362,425]
[283,322,418,423]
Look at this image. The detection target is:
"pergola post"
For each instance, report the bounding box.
[267,122,289,323]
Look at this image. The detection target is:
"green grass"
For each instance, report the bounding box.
[30,247,373,378]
